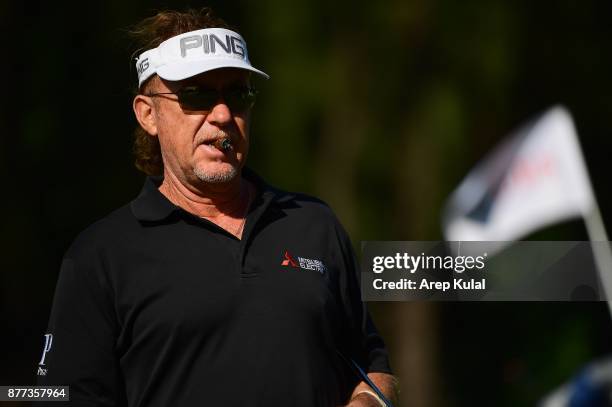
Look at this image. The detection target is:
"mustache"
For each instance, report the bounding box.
[195,130,235,146]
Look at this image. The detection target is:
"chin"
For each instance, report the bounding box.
[193,163,239,183]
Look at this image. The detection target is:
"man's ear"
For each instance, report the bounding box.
[133,95,158,136]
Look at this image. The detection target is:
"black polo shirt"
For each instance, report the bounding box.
[37,168,392,407]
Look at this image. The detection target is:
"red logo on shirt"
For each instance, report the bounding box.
[280,251,327,274]
[281,250,299,268]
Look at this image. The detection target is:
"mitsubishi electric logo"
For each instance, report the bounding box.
[37,333,53,376]
[280,250,326,274]
[281,251,299,267]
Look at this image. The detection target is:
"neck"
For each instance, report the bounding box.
[159,169,249,219]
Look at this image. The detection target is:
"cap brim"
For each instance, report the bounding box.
[157,58,270,81]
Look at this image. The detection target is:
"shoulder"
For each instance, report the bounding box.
[248,168,340,223]
[269,186,352,244]
[64,203,137,260]
[273,187,340,223]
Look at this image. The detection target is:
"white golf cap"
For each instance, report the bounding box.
[135,27,269,87]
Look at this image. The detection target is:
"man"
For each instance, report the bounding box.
[38,8,398,406]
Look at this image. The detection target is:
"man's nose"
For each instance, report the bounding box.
[206,99,232,125]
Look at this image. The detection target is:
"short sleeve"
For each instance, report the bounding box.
[333,219,393,375]
[36,240,125,406]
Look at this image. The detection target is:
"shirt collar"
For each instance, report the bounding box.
[130,167,292,222]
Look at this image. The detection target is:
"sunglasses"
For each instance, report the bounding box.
[145,85,257,113]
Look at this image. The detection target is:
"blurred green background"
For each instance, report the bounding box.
[2,1,612,406]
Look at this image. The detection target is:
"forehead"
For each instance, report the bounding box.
[162,68,251,91]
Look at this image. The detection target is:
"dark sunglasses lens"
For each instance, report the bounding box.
[225,88,257,112]
[177,88,218,111]
[176,87,257,112]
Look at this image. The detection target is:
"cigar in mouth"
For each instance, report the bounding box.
[212,138,233,151]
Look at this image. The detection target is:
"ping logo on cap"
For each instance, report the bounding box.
[179,34,245,58]
[137,58,149,75]
[134,27,269,87]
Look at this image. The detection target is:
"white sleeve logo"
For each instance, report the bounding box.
[38,333,53,366]
[37,333,53,376]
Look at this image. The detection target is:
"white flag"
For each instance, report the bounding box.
[443,106,595,251]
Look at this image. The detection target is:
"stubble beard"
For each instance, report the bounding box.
[193,164,239,183]
[191,129,245,183]
[191,129,249,183]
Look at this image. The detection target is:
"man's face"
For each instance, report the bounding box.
[144,68,252,184]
